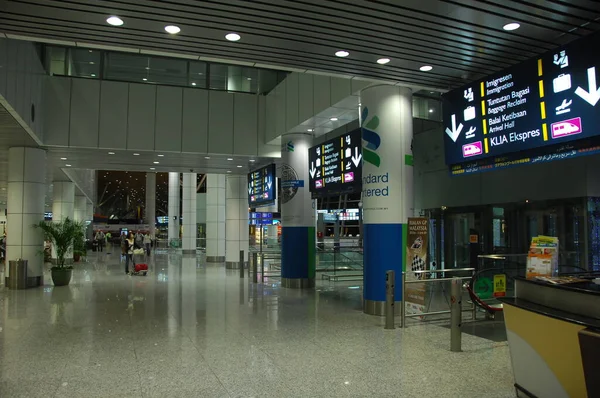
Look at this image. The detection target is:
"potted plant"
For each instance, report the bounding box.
[35,217,84,286]
[73,226,86,262]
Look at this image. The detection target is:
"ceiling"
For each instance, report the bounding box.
[1,0,599,91]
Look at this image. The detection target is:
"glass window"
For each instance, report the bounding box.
[104,53,187,86]
[67,48,101,78]
[412,96,442,122]
[189,61,207,88]
[45,46,67,76]
[209,64,228,90]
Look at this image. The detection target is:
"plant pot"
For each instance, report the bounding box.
[51,268,72,286]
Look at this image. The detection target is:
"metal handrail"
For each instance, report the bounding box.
[401,269,476,328]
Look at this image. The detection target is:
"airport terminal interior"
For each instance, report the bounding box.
[2,1,600,397]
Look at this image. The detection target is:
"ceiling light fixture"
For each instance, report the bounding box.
[503,22,521,31]
[237,165,243,168]
[330,117,338,121]
[307,129,313,132]
[226,33,241,41]
[153,161,159,164]
[60,157,67,160]
[429,109,434,113]
[227,170,232,173]
[65,164,72,167]
[335,50,349,57]
[157,154,164,157]
[227,158,233,161]
[108,152,115,155]
[106,16,124,26]
[249,159,256,162]
[205,156,211,159]
[377,58,390,65]
[191,82,196,86]
[91,74,96,77]
[164,25,181,34]
[150,167,155,170]
[142,78,148,81]
[419,65,433,71]
[133,153,140,156]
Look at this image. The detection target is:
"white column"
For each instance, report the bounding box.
[206,174,226,263]
[360,85,413,315]
[86,200,94,221]
[167,172,180,245]
[182,173,197,254]
[6,147,46,286]
[226,175,249,269]
[74,195,87,222]
[145,172,156,238]
[52,181,75,222]
[280,133,316,288]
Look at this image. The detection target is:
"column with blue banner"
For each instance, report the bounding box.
[361,85,413,315]
[280,133,316,288]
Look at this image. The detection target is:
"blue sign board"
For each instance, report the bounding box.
[248,164,276,207]
[443,31,600,166]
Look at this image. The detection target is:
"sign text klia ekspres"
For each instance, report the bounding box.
[443,30,600,166]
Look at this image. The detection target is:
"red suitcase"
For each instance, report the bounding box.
[134,263,148,274]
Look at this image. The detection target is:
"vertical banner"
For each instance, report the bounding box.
[405,217,429,316]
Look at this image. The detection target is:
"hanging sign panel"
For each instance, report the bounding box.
[308,128,362,197]
[443,31,600,166]
[248,164,276,207]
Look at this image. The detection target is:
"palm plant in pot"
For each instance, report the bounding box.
[35,217,84,286]
[73,225,86,263]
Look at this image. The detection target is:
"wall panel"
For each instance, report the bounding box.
[69,79,100,147]
[207,91,234,154]
[155,86,183,152]
[182,88,209,153]
[233,94,258,156]
[127,83,156,151]
[99,81,128,149]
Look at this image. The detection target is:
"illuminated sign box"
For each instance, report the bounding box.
[308,129,362,197]
[443,30,600,168]
[247,164,276,207]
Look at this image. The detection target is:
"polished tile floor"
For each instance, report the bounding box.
[0,247,516,397]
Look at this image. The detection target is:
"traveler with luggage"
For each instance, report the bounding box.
[95,231,106,252]
[143,233,152,256]
[125,232,136,275]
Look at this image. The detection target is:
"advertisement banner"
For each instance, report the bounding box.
[405,217,429,315]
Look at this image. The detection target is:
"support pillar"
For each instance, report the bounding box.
[181,173,197,255]
[280,133,315,288]
[74,195,87,222]
[226,175,249,269]
[145,172,156,238]
[206,174,226,263]
[6,147,46,286]
[361,85,413,315]
[168,172,180,245]
[52,180,75,262]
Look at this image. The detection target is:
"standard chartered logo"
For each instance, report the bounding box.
[361,107,381,167]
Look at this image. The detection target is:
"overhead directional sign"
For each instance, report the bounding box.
[443,30,600,166]
[308,129,362,196]
[248,164,276,207]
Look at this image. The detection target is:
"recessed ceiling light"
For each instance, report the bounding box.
[89,62,95,65]
[249,159,256,162]
[419,65,433,72]
[133,153,140,156]
[226,33,241,41]
[503,22,520,31]
[60,157,67,160]
[247,77,252,81]
[65,164,72,167]
[191,82,196,86]
[150,167,155,170]
[153,161,159,164]
[143,78,147,81]
[165,25,181,34]
[157,154,164,157]
[307,129,313,132]
[227,170,232,173]
[205,156,211,159]
[429,109,434,113]
[106,16,124,26]
[237,165,243,168]
[91,74,96,77]
[227,158,233,161]
[108,152,115,155]
[330,117,338,121]
[335,50,349,57]
[377,58,391,65]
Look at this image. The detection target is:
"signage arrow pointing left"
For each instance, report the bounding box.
[445,114,463,142]
[575,67,600,106]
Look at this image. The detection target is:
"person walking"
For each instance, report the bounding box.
[95,231,105,252]
[143,233,152,256]
[125,232,136,275]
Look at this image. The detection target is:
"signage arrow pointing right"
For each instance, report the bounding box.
[445,114,463,142]
[310,162,317,178]
[575,66,600,106]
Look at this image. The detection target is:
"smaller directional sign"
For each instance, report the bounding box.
[247,163,276,207]
[308,129,362,197]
